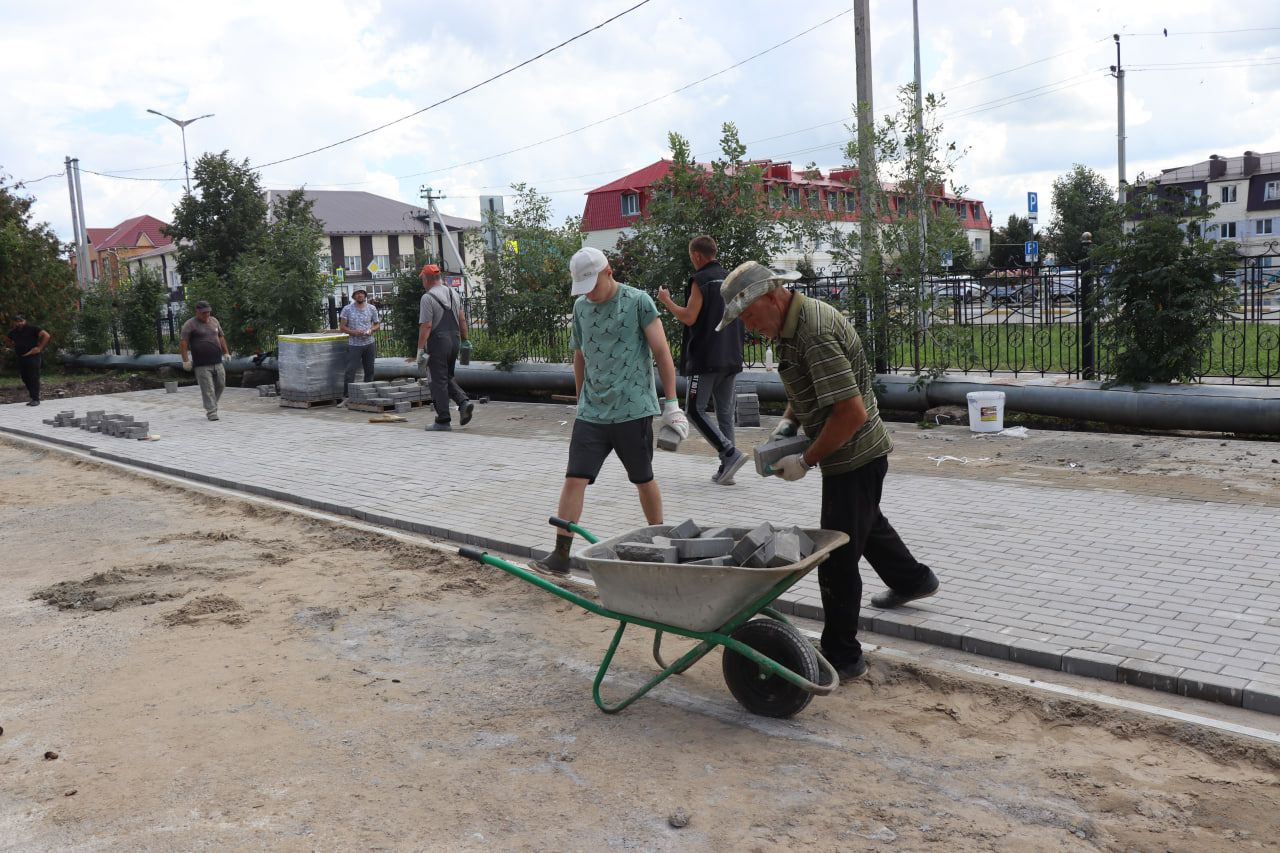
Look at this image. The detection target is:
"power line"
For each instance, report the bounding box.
[1130,60,1280,72]
[97,161,184,174]
[1126,26,1280,37]
[15,171,65,186]
[943,68,1106,117]
[942,35,1111,92]
[396,7,855,180]
[255,0,654,171]
[79,167,183,183]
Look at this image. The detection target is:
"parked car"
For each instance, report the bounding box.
[931,276,984,303]
[985,281,1035,306]
[1045,269,1079,304]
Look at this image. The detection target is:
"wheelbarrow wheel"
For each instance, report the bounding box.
[721,618,820,718]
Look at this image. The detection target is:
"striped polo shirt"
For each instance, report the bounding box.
[775,292,892,476]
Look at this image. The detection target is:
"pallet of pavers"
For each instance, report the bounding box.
[279,393,343,409]
[344,379,432,412]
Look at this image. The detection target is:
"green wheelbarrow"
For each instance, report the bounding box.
[458,518,850,718]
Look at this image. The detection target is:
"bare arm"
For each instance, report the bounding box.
[34,329,51,354]
[219,328,229,357]
[573,349,585,397]
[179,338,189,361]
[417,322,431,351]
[339,314,352,335]
[643,316,678,402]
[456,308,469,342]
[801,396,867,467]
[657,282,703,327]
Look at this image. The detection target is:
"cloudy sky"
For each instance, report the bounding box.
[3,0,1278,245]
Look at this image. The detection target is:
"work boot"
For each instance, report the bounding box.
[207,411,219,421]
[459,400,474,426]
[428,421,452,431]
[26,399,40,406]
[869,569,939,609]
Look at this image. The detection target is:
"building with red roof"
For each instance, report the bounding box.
[75,214,174,286]
[581,159,992,271]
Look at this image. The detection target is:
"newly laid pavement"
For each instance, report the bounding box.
[4,386,1279,715]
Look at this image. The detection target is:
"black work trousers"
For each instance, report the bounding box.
[819,455,932,666]
[427,332,468,423]
[18,354,41,401]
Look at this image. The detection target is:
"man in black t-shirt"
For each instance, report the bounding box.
[657,235,748,485]
[5,315,51,406]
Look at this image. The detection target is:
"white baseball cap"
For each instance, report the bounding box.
[569,246,609,296]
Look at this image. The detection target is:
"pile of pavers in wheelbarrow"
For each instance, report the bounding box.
[607,519,817,568]
[43,410,151,440]
[345,378,431,413]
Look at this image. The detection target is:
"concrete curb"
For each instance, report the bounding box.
[3,421,1278,718]
[770,597,1280,716]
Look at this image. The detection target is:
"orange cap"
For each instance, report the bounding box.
[420,263,441,276]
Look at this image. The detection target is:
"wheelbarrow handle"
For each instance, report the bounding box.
[459,546,487,563]
[548,517,600,544]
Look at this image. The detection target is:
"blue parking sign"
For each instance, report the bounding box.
[1024,240,1039,261]
[1027,192,1038,214]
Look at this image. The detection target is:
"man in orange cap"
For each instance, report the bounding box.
[413,263,473,431]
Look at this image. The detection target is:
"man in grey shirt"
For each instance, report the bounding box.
[339,288,380,397]
[413,263,473,431]
[179,300,230,421]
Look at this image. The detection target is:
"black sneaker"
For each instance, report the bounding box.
[428,421,452,431]
[869,569,940,609]
[27,399,40,406]
[712,448,748,486]
[459,400,474,426]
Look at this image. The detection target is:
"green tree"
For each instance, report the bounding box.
[1045,164,1121,265]
[610,124,794,300]
[988,214,1034,268]
[0,174,79,361]
[830,84,969,373]
[1094,187,1238,383]
[470,183,583,359]
[117,266,167,355]
[74,279,115,354]
[165,152,268,284]
[229,189,327,352]
[388,249,433,357]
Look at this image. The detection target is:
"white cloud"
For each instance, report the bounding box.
[2,0,1278,248]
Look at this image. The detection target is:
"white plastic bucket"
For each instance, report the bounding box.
[967,391,1006,433]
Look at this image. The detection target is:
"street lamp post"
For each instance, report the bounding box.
[146,109,214,195]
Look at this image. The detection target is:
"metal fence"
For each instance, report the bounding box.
[147,252,1280,384]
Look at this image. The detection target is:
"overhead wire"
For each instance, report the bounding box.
[395,7,855,180]
[254,0,654,171]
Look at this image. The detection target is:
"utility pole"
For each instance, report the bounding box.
[1110,34,1126,203]
[854,0,886,371]
[419,186,476,305]
[65,157,84,287]
[71,158,90,283]
[911,0,928,373]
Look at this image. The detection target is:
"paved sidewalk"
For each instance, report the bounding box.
[4,387,1279,716]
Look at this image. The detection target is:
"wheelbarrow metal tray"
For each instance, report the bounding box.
[577,526,847,632]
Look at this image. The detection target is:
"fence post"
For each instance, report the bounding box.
[167,304,176,343]
[327,295,338,330]
[155,312,164,354]
[1080,232,1096,380]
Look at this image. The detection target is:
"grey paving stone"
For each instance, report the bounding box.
[1007,640,1065,671]
[914,620,967,649]
[1117,659,1184,693]
[1243,682,1280,715]
[1177,670,1247,706]
[1061,650,1125,681]
[960,629,1011,661]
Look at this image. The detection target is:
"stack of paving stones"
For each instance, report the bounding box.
[607,519,815,568]
[345,378,432,411]
[257,384,279,398]
[735,386,761,427]
[43,410,149,440]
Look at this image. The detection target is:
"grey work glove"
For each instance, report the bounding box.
[774,453,811,482]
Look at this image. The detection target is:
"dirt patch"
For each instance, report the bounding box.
[161,594,247,627]
[0,370,168,405]
[32,564,193,611]
[3,439,1280,851]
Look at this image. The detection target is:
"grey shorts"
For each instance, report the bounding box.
[567,417,654,485]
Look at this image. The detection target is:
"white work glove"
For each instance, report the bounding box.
[661,398,688,439]
[771,416,799,440]
[774,453,812,482]
[416,347,428,366]
[222,354,230,365]
[182,359,192,372]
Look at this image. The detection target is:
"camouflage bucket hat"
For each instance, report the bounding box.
[715,261,801,331]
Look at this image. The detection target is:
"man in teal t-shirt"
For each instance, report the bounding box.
[531,247,688,577]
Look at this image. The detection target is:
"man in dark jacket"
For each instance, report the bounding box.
[5,315,51,406]
[657,236,748,485]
